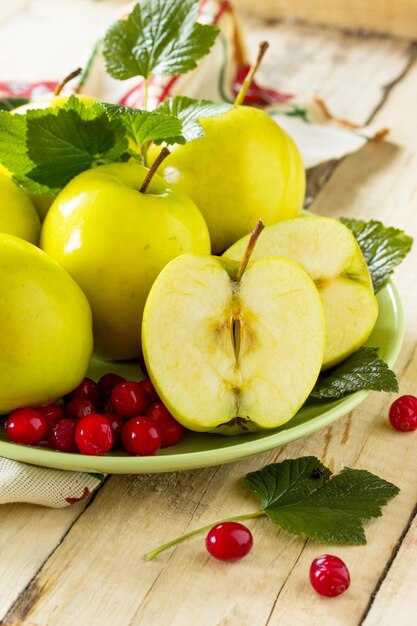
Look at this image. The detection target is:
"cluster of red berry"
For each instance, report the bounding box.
[4,374,185,456]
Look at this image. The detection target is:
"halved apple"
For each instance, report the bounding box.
[142,253,324,434]
[224,216,378,369]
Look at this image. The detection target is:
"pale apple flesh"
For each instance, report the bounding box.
[142,254,325,434]
[224,216,378,369]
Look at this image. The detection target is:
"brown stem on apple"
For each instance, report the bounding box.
[234,41,269,106]
[236,220,265,282]
[140,147,170,193]
[54,68,83,96]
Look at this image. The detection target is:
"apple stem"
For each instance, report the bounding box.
[144,511,264,561]
[54,68,83,96]
[236,220,265,282]
[140,147,170,193]
[234,41,269,106]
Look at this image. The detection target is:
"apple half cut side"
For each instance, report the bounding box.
[224,216,379,370]
[142,254,325,434]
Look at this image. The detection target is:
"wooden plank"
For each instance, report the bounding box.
[362,512,417,626]
[234,0,417,40]
[4,41,417,623]
[0,501,87,619]
[0,0,127,81]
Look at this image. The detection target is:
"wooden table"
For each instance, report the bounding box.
[0,2,416,625]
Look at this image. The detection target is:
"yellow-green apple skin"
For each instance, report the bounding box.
[142,253,325,434]
[224,216,379,369]
[0,171,41,243]
[150,106,305,253]
[40,161,210,361]
[8,95,97,220]
[0,234,93,414]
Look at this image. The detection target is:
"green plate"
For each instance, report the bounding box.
[0,282,404,474]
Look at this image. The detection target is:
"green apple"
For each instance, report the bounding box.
[0,233,93,414]
[40,160,210,361]
[0,170,40,244]
[150,106,305,253]
[7,95,97,220]
[224,216,378,369]
[142,251,324,434]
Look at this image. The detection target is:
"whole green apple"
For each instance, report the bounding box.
[0,171,40,244]
[40,160,210,360]
[150,106,305,253]
[0,234,93,414]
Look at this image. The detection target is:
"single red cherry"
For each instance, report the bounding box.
[205,522,253,562]
[75,413,114,456]
[121,417,161,456]
[139,378,159,403]
[389,395,417,432]
[49,419,78,452]
[310,555,350,597]
[76,414,113,456]
[66,398,97,420]
[146,402,185,447]
[98,373,126,399]
[66,377,100,404]
[38,403,65,431]
[109,414,124,449]
[111,381,150,418]
[5,408,48,445]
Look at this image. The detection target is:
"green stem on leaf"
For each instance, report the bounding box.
[236,220,265,282]
[140,146,170,193]
[234,41,269,106]
[54,67,83,96]
[143,77,150,111]
[144,510,264,561]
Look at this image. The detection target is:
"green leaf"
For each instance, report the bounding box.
[102,0,219,81]
[156,96,233,142]
[310,347,399,400]
[341,217,413,292]
[246,458,399,544]
[0,97,29,112]
[104,104,185,147]
[21,97,127,193]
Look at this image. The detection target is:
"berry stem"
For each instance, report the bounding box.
[144,510,264,561]
[236,220,265,282]
[54,67,83,96]
[234,41,269,106]
[140,147,170,193]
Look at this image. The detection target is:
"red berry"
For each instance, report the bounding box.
[205,522,253,562]
[109,414,124,449]
[98,373,126,399]
[5,408,48,445]
[146,402,184,448]
[66,398,97,420]
[66,377,100,404]
[139,378,159,403]
[49,419,78,452]
[310,555,350,597]
[121,417,161,456]
[76,414,113,456]
[111,382,150,418]
[38,403,65,430]
[389,395,417,432]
